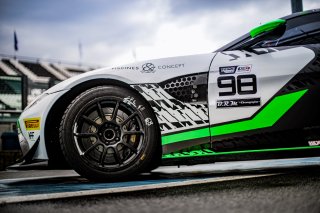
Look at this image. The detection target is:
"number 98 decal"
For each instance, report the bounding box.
[217,74,257,96]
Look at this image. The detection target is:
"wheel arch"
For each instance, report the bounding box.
[44,78,161,168]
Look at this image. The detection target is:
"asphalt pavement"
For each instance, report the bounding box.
[1,167,320,213]
[0,168,319,212]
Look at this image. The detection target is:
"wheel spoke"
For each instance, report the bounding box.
[111,101,120,122]
[74,132,97,138]
[123,130,144,135]
[83,142,102,156]
[121,112,137,127]
[81,115,99,127]
[74,95,146,169]
[97,102,106,122]
[99,146,107,166]
[113,148,123,165]
[122,142,137,154]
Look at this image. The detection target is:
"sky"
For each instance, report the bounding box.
[0,0,319,67]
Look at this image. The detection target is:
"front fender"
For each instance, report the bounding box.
[46,53,215,93]
[18,53,215,160]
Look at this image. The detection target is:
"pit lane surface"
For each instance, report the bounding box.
[1,157,320,213]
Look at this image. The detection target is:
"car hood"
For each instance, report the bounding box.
[46,53,215,94]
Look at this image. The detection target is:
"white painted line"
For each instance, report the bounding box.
[0,173,279,204]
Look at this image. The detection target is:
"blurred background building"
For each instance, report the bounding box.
[0,54,97,168]
[0,55,97,132]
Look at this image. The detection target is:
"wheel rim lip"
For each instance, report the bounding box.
[71,96,147,171]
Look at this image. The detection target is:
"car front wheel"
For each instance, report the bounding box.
[59,85,161,181]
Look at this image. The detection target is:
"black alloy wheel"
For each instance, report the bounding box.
[59,85,161,181]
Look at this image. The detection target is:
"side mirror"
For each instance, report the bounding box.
[240,19,286,50]
[250,19,286,38]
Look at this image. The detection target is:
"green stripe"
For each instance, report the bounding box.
[161,90,307,145]
[211,89,308,136]
[162,127,210,145]
[162,146,320,159]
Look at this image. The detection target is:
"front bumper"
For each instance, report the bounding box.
[17,120,30,156]
[17,89,68,161]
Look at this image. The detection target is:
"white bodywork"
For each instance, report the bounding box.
[18,53,215,159]
[208,47,315,125]
[17,46,315,160]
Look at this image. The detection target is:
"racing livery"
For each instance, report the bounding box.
[17,9,320,180]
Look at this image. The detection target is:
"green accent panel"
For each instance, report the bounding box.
[162,146,320,159]
[161,89,307,146]
[162,127,210,145]
[250,19,286,38]
[211,89,307,137]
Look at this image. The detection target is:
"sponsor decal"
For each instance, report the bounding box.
[141,63,185,73]
[137,105,145,111]
[28,131,35,141]
[24,117,40,130]
[145,118,153,126]
[163,149,215,158]
[158,64,184,69]
[219,66,237,75]
[308,140,320,146]
[236,65,252,73]
[141,63,156,73]
[112,66,139,70]
[219,65,252,75]
[123,96,136,107]
[217,98,261,108]
[140,153,146,161]
[112,63,185,73]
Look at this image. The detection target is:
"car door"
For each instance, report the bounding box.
[208,11,320,145]
[208,46,315,141]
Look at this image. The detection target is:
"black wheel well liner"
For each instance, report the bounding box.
[44,78,161,165]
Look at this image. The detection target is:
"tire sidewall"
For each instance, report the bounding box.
[60,85,159,181]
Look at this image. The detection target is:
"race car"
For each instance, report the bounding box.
[17,9,320,181]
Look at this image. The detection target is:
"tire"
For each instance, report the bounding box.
[59,85,161,181]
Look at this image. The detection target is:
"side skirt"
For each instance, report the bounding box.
[161,145,320,166]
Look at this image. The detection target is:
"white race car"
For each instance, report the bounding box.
[18,9,320,181]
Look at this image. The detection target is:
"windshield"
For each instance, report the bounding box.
[215,10,320,51]
[254,15,320,48]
